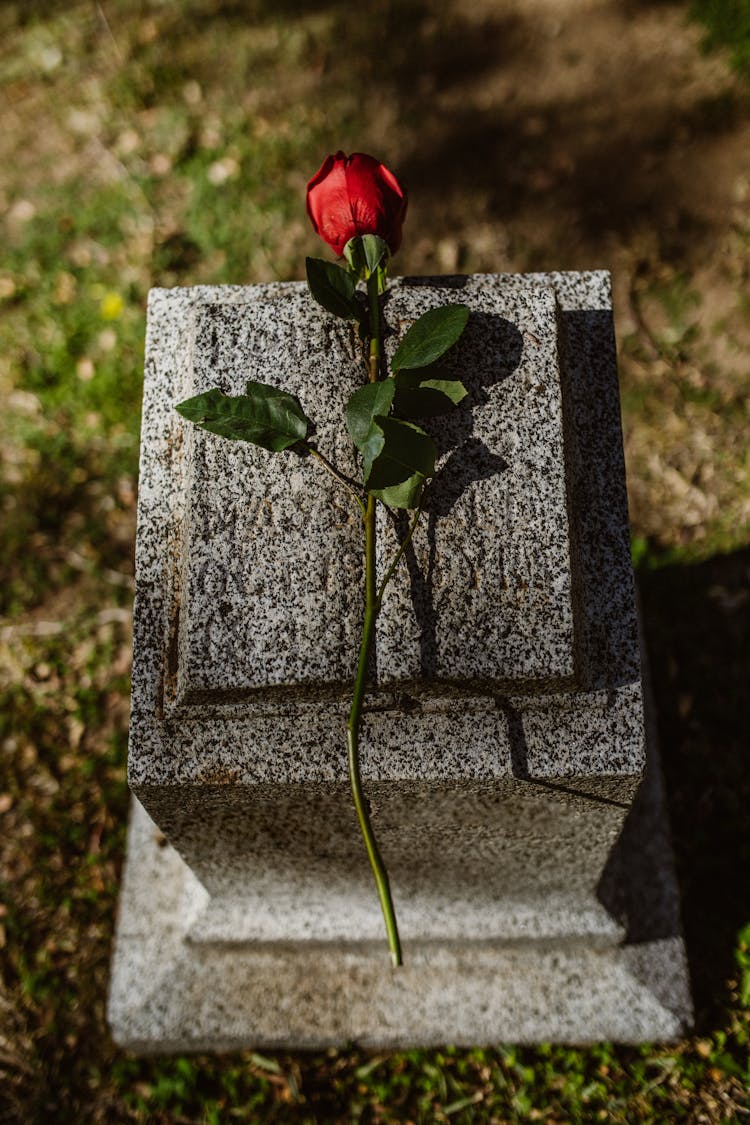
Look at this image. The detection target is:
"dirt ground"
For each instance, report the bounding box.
[360,0,750,553]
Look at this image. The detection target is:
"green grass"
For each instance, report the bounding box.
[693,0,750,79]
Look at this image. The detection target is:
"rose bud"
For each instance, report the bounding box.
[306,150,408,259]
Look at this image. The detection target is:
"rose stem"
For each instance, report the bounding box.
[345,269,403,968]
[367,268,380,384]
[305,445,366,514]
[376,496,426,606]
[346,493,402,968]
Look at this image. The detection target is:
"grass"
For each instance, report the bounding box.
[693,0,750,79]
[0,1,749,1121]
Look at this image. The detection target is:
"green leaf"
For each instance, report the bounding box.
[361,234,389,274]
[345,380,395,450]
[343,234,389,277]
[175,382,310,451]
[305,257,361,320]
[370,472,426,509]
[364,415,436,509]
[390,304,470,372]
[366,415,436,481]
[360,421,386,480]
[393,366,468,417]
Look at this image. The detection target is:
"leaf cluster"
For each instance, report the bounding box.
[305,236,390,337]
[345,304,469,507]
[174,253,470,509]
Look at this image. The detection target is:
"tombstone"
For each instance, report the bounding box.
[108,272,692,1051]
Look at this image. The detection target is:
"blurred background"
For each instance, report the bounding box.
[0,1,748,1120]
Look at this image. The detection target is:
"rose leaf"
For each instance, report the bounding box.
[305,257,362,321]
[345,380,395,451]
[392,366,468,418]
[364,415,436,507]
[390,304,470,372]
[175,382,310,451]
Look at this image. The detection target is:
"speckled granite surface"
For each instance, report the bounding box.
[110,272,691,1048]
[377,282,578,687]
[109,751,692,1048]
[178,296,364,699]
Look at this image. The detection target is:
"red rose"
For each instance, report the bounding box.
[306,150,408,258]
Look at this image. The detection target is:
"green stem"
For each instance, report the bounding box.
[367,272,380,383]
[347,494,402,967]
[306,445,366,515]
[376,496,426,610]
[349,275,402,966]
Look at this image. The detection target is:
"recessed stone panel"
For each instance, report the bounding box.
[376,282,578,689]
[172,295,365,708]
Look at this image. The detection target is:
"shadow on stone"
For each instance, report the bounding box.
[636,547,750,1027]
[387,311,523,678]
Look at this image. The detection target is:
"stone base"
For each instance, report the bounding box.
[108,775,692,1052]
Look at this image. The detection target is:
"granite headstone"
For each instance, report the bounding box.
[108,272,692,1050]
